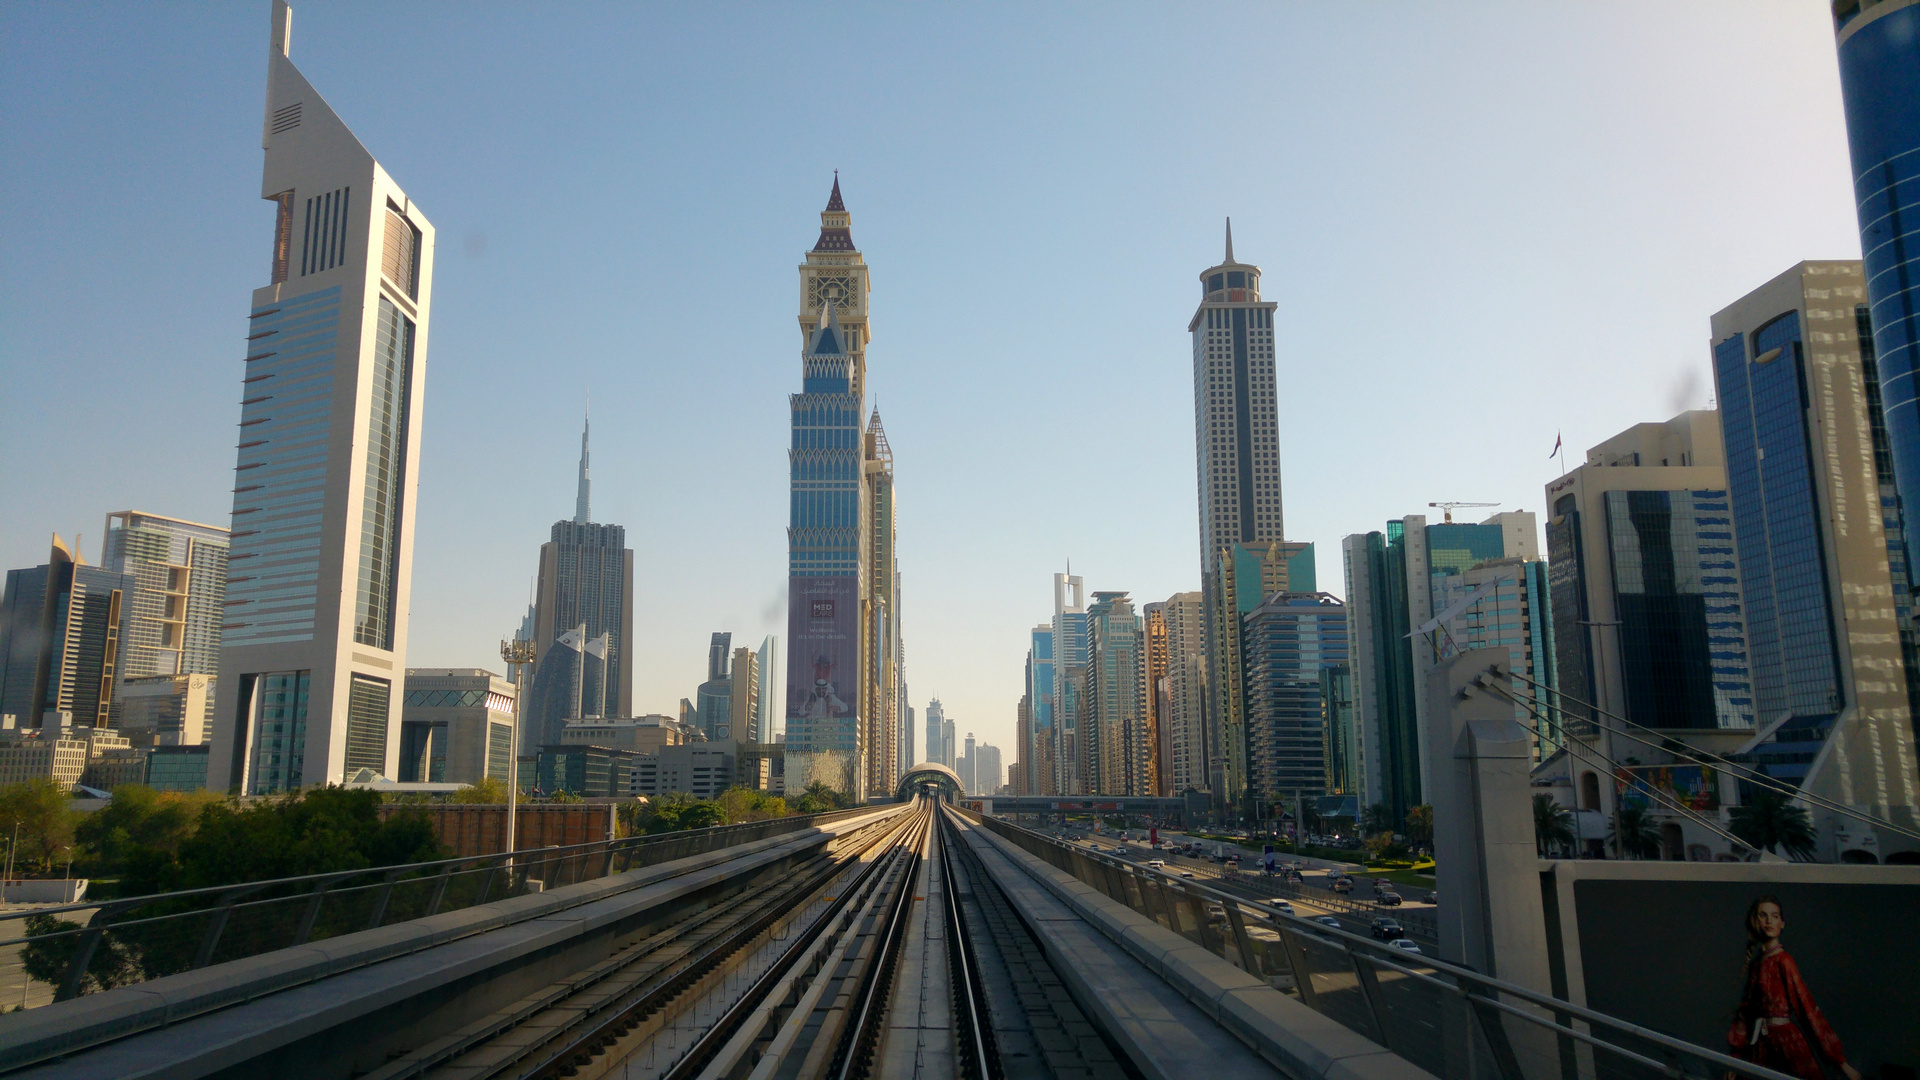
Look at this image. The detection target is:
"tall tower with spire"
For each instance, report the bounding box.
[863,408,902,792]
[1190,219,1296,815]
[786,177,889,800]
[527,410,633,744]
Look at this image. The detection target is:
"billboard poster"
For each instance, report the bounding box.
[1613,764,1720,812]
[1572,878,1919,1077]
[786,576,859,737]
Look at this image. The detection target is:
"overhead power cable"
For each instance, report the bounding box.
[1498,668,1920,843]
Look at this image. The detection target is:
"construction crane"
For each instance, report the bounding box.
[1429,501,1498,524]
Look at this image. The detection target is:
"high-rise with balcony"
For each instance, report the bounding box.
[210,3,434,793]
[1711,262,1920,860]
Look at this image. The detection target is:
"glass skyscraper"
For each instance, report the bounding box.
[1242,593,1348,811]
[1833,0,1920,606]
[530,415,634,729]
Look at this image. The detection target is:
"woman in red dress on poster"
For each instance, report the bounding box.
[1727,895,1861,1080]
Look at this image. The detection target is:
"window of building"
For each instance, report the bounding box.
[354,298,414,650]
[382,203,421,299]
[345,673,391,776]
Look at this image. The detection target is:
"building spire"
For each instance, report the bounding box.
[814,173,854,252]
[1225,217,1234,263]
[574,404,591,524]
[826,170,845,212]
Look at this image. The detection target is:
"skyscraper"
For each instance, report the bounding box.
[1022,623,1056,794]
[1190,222,1289,820]
[730,645,760,744]
[786,178,877,800]
[0,536,131,731]
[1207,539,1312,811]
[862,409,901,793]
[530,414,634,727]
[1051,571,1087,793]
[697,632,733,742]
[1542,411,1756,858]
[1341,512,1550,824]
[210,2,434,793]
[1084,591,1143,795]
[1142,602,1170,797]
[1242,592,1348,814]
[924,697,945,769]
[1832,1,1920,614]
[960,730,977,794]
[1711,262,1920,859]
[99,512,230,688]
[1160,591,1205,794]
[756,635,782,743]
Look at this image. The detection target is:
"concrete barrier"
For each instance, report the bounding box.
[0,880,87,903]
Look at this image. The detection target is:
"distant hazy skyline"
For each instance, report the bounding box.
[0,3,1863,765]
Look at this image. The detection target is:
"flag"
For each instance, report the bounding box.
[1549,432,1562,459]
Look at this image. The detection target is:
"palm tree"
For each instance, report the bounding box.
[1532,794,1575,857]
[1728,790,1816,861]
[1360,803,1394,837]
[1608,805,1661,859]
[1405,804,1434,848]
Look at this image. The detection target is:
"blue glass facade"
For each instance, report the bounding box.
[1836,2,1920,590]
[225,286,340,648]
[1713,319,1845,728]
[1242,593,1348,802]
[1602,490,1754,730]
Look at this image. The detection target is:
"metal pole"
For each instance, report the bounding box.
[501,640,537,869]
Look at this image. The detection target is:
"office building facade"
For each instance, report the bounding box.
[924,697,947,768]
[1083,591,1144,795]
[1711,262,1920,860]
[697,632,733,741]
[0,536,131,732]
[397,668,515,785]
[1051,571,1087,793]
[1241,593,1348,812]
[1021,624,1055,794]
[210,3,434,793]
[1142,602,1170,797]
[117,673,216,748]
[100,512,229,691]
[1341,513,1550,824]
[862,409,902,793]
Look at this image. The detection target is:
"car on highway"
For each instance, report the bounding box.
[1370,918,1405,941]
[1312,916,1343,931]
[1385,938,1423,956]
[1331,878,1353,894]
[1147,859,1165,869]
[1179,870,1196,878]
[1375,890,1403,907]
[1264,899,1295,917]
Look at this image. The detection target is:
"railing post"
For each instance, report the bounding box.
[1346,949,1394,1050]
[1276,925,1323,1011]
[53,898,136,1003]
[191,889,248,969]
[423,862,457,917]
[474,858,502,906]
[1222,900,1261,976]
[364,868,406,930]
[292,879,334,945]
[1463,984,1528,1080]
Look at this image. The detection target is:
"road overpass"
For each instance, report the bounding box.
[0,802,1783,1080]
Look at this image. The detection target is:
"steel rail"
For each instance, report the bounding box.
[425,808,920,1080]
[935,808,998,1080]
[829,805,932,1080]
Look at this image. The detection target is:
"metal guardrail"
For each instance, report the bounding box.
[968,811,1799,1080]
[0,807,873,1012]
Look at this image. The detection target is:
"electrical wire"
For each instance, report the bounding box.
[1478,677,1767,857]
[1500,667,1920,843]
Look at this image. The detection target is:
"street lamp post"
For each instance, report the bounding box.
[500,639,538,865]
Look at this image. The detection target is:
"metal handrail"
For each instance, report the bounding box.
[971,811,1802,1080]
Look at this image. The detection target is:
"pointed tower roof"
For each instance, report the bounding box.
[813,173,855,252]
[573,405,591,524]
[1225,217,1235,263]
[866,407,893,463]
[808,300,846,357]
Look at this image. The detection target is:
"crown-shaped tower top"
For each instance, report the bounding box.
[814,172,855,252]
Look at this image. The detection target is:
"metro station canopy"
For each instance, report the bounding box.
[897,762,964,800]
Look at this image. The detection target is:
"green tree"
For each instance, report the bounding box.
[793,781,848,814]
[717,788,788,824]
[1608,805,1661,860]
[75,785,221,876]
[1728,790,1816,861]
[122,786,446,895]
[1360,803,1395,838]
[1532,793,1576,857]
[1405,804,1434,847]
[0,780,78,875]
[448,776,507,803]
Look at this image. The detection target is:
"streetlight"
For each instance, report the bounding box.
[500,639,538,866]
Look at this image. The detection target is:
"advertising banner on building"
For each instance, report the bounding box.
[1613,764,1720,812]
[786,576,859,736]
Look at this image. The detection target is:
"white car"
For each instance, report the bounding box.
[1265,899,1295,916]
[1179,870,1197,878]
[1385,938,1423,956]
[1147,859,1165,868]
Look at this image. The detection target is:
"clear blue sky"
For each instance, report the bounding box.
[0,2,1861,763]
